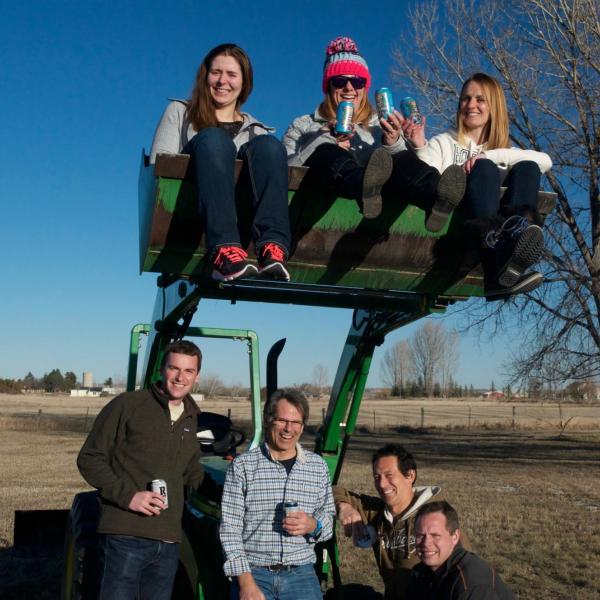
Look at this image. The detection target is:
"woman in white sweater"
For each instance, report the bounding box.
[405,73,552,300]
[150,44,291,282]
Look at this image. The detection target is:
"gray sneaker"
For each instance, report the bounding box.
[483,216,545,288]
[361,148,393,219]
[425,164,466,232]
[485,270,544,301]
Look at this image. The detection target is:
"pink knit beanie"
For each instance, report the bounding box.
[322,36,371,94]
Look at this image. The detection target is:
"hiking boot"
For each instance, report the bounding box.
[485,271,544,301]
[361,147,393,219]
[211,246,258,281]
[483,215,545,287]
[257,242,290,281]
[425,165,466,232]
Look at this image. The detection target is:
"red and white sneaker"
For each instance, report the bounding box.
[211,246,258,281]
[257,243,290,281]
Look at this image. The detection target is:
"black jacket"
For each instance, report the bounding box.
[408,545,516,600]
[77,384,203,542]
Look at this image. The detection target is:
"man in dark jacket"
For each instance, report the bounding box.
[77,340,204,600]
[408,501,515,599]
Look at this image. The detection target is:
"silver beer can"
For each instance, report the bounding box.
[284,501,300,516]
[375,88,394,120]
[151,479,168,509]
[334,101,354,135]
[400,96,423,125]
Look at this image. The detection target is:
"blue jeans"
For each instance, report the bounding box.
[98,534,180,600]
[186,128,291,254]
[230,564,322,600]
[464,159,541,219]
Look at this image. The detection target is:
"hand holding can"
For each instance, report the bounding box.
[400,96,423,125]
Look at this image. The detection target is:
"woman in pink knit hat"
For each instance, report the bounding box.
[283,36,466,224]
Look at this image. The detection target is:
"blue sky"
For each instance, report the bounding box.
[0,0,509,389]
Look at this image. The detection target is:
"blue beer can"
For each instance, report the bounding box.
[335,101,354,135]
[375,88,394,119]
[400,96,423,125]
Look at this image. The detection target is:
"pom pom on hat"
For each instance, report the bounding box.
[322,36,371,93]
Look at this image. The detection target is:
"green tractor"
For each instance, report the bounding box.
[59,152,555,599]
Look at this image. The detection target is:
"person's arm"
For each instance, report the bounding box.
[77,398,144,510]
[412,133,448,173]
[149,101,184,164]
[456,584,498,600]
[282,115,337,167]
[219,460,252,578]
[483,147,552,174]
[306,462,336,543]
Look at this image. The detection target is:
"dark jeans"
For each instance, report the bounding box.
[98,534,180,600]
[304,143,441,206]
[230,564,322,600]
[464,158,541,219]
[186,128,291,254]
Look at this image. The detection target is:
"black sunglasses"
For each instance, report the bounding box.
[330,76,367,90]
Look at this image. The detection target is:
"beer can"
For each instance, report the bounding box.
[400,96,423,125]
[375,88,394,120]
[334,101,354,135]
[151,479,168,509]
[283,501,300,516]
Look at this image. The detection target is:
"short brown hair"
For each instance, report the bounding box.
[160,340,202,371]
[456,72,509,149]
[415,501,460,534]
[187,43,253,131]
[263,388,309,428]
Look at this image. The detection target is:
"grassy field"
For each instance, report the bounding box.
[0,394,599,598]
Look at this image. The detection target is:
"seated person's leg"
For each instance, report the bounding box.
[186,128,257,281]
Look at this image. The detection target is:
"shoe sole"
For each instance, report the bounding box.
[425,165,466,232]
[211,263,258,282]
[361,148,393,219]
[258,262,290,281]
[486,271,544,300]
[498,225,544,288]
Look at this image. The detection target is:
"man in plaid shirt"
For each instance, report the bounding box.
[220,388,335,600]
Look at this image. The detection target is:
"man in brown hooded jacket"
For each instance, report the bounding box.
[334,444,470,600]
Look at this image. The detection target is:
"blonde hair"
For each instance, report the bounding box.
[187,44,253,131]
[456,73,509,149]
[318,83,375,126]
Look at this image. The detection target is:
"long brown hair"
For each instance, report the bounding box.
[187,43,253,131]
[318,82,375,126]
[456,73,509,149]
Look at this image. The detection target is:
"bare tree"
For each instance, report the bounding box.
[312,364,329,395]
[393,0,600,385]
[409,322,458,397]
[439,330,460,397]
[381,340,413,396]
[198,374,224,398]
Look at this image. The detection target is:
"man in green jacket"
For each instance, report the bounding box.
[77,340,204,600]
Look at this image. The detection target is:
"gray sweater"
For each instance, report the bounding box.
[149,99,275,163]
[282,106,407,167]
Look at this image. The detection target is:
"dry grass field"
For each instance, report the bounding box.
[0,394,599,598]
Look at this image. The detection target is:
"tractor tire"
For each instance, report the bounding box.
[60,491,101,600]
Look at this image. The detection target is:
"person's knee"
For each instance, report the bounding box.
[247,135,286,161]
[471,157,498,176]
[190,127,236,158]
[511,160,541,177]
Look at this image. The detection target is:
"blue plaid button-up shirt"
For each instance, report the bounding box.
[220,442,335,576]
